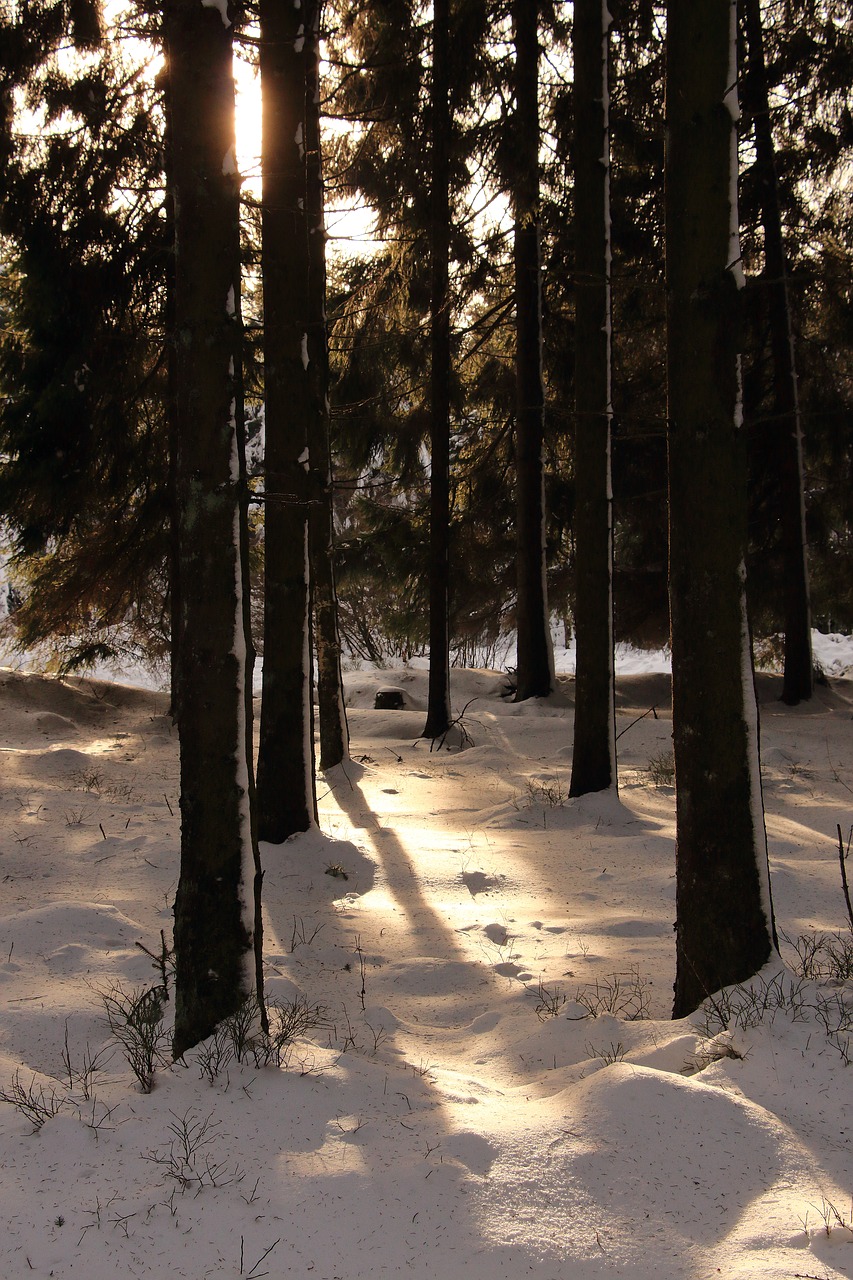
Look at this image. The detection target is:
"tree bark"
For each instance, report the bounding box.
[666,0,776,1018]
[165,0,261,1057]
[163,76,181,719]
[256,0,317,840]
[422,0,453,740]
[305,0,350,771]
[741,0,812,705]
[513,0,554,702]
[569,0,617,796]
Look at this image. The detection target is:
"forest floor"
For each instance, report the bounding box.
[0,650,852,1279]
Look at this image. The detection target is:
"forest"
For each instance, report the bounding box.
[1,2,853,1275]
[1,0,852,1094]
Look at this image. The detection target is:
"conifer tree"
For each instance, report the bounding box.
[570,0,617,795]
[512,0,554,701]
[324,0,493,682]
[741,0,812,704]
[255,0,317,841]
[0,1,171,670]
[305,0,350,771]
[423,0,453,739]
[166,0,262,1055]
[666,0,776,1017]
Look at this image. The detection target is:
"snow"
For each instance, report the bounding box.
[0,657,851,1279]
[738,559,775,935]
[301,522,314,810]
[728,0,747,292]
[200,0,231,27]
[813,631,853,678]
[230,501,256,954]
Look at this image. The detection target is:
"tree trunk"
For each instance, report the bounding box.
[256,0,317,840]
[741,0,812,705]
[163,77,181,719]
[422,0,453,740]
[513,0,554,702]
[666,0,776,1018]
[165,0,261,1057]
[569,0,617,796]
[232,244,266,1018]
[305,0,350,771]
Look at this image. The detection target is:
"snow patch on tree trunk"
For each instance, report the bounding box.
[231,503,258,960]
[727,0,746,291]
[201,0,231,27]
[738,558,775,938]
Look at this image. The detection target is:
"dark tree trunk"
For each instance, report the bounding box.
[256,0,317,840]
[569,0,616,796]
[232,248,266,1017]
[163,79,181,719]
[305,0,350,771]
[666,0,776,1019]
[513,0,553,702]
[165,0,261,1057]
[422,0,453,740]
[741,0,813,705]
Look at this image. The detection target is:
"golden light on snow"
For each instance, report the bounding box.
[1,650,852,1274]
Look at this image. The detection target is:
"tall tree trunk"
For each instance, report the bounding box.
[741,0,812,705]
[233,252,266,1018]
[305,0,349,771]
[666,0,776,1019]
[513,0,554,702]
[165,0,261,1057]
[256,0,317,840]
[422,0,453,740]
[569,0,617,796]
[163,78,180,719]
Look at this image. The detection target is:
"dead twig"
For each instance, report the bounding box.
[837,823,853,930]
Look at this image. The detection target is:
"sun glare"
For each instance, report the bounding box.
[234,49,263,192]
[233,42,377,255]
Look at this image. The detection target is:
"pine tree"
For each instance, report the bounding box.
[423,0,453,739]
[512,0,554,701]
[255,0,317,841]
[324,0,496,675]
[741,0,812,703]
[166,0,263,1055]
[666,0,776,1017]
[305,0,350,771]
[569,0,617,795]
[0,2,172,671]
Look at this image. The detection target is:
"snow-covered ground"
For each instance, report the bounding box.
[2,623,851,688]
[0,658,851,1279]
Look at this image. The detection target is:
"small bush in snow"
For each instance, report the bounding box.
[0,1069,66,1130]
[144,1108,243,1191]
[102,982,169,1092]
[696,971,852,1063]
[646,750,676,789]
[585,1040,626,1066]
[526,778,568,808]
[194,994,331,1078]
[783,928,853,983]
[574,966,651,1021]
[534,978,567,1020]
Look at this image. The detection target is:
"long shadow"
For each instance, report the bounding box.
[318,760,544,1039]
[325,763,474,969]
